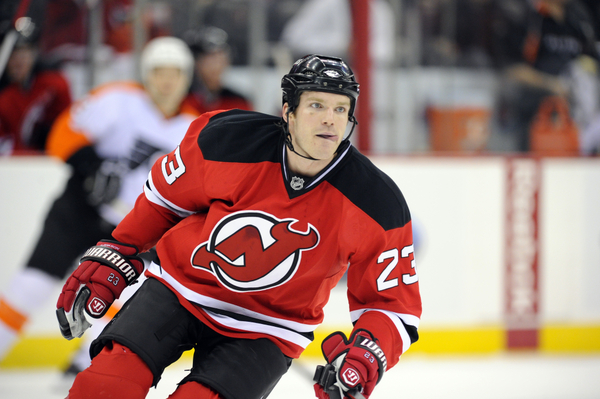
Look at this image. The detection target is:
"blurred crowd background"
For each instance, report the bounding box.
[1,0,600,156]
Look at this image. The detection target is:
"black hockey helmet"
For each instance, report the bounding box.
[280,55,360,161]
[183,26,230,57]
[281,54,360,119]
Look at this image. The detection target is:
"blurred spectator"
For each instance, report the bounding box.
[0,20,72,155]
[190,0,302,66]
[191,0,252,66]
[279,0,396,67]
[33,0,174,99]
[417,0,495,67]
[40,0,168,64]
[182,26,253,114]
[492,0,599,152]
[37,0,87,64]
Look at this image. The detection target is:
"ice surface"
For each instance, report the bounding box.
[1,354,599,399]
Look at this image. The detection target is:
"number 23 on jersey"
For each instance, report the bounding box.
[162,146,186,184]
[377,245,417,292]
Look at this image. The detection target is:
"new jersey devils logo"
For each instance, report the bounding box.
[191,211,319,292]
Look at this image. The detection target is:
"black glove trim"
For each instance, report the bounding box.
[321,329,387,385]
[80,242,142,285]
[349,329,387,384]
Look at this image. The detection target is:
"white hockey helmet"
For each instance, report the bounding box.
[140,36,194,83]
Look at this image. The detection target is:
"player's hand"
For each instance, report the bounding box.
[313,330,387,399]
[56,240,144,340]
[84,158,128,206]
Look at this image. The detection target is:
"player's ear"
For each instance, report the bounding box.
[282,103,290,122]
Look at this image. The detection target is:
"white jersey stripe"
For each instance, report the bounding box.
[147,262,317,347]
[202,308,313,349]
[350,308,419,354]
[145,172,195,218]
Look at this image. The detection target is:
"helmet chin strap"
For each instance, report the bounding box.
[285,131,319,161]
[283,111,358,162]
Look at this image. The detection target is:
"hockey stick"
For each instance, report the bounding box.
[293,360,367,399]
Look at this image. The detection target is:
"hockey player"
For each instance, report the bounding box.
[56,54,422,399]
[0,36,197,371]
[182,26,253,114]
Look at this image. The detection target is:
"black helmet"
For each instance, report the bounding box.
[183,26,230,57]
[281,54,359,118]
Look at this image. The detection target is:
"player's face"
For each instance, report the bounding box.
[196,50,229,92]
[145,67,190,116]
[7,46,36,85]
[284,91,350,173]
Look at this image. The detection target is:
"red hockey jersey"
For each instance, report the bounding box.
[113,109,421,369]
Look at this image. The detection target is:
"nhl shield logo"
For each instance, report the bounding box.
[290,176,304,190]
[191,211,320,292]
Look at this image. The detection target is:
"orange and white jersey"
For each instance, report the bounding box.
[47,82,198,225]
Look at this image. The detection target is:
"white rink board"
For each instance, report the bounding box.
[372,156,506,327]
[1,156,600,336]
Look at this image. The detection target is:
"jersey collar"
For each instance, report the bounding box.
[280,139,352,198]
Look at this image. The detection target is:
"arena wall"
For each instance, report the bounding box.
[1,155,599,367]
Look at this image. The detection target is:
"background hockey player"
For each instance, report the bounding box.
[56,54,422,399]
[182,25,253,114]
[0,36,197,376]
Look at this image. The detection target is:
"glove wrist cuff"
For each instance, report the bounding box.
[81,243,142,284]
[98,239,140,255]
[349,329,387,384]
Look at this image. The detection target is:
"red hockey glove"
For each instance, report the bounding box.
[313,329,387,399]
[56,240,144,340]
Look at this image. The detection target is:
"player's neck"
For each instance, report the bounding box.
[286,147,334,177]
[157,104,179,118]
[152,96,181,118]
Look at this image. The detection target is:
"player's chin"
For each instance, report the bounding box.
[312,148,337,161]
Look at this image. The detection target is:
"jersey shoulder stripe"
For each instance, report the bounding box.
[198,109,281,164]
[328,148,411,231]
